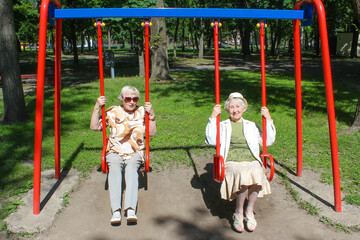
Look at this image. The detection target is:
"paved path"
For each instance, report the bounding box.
[4,153,360,240]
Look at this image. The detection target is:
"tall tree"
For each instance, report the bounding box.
[350,0,360,131]
[0,0,27,124]
[198,18,205,59]
[173,18,180,58]
[351,0,360,58]
[13,0,38,51]
[150,0,171,80]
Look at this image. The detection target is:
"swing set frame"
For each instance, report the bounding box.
[33,0,341,214]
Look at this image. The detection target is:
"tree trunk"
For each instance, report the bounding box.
[351,97,360,130]
[275,20,283,60]
[70,20,79,68]
[193,18,199,52]
[314,15,320,56]
[150,0,170,81]
[107,29,111,50]
[232,31,237,50]
[288,35,294,56]
[198,18,204,59]
[173,0,180,57]
[181,19,185,51]
[241,21,251,55]
[173,18,179,58]
[129,29,134,52]
[87,34,92,51]
[304,30,309,50]
[350,0,360,58]
[265,26,268,52]
[81,32,85,53]
[206,24,212,50]
[190,32,195,53]
[350,19,359,58]
[253,29,258,52]
[138,49,145,78]
[353,0,360,22]
[250,34,253,53]
[270,30,276,56]
[350,0,360,131]
[0,0,27,124]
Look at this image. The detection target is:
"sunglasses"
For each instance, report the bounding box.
[124,97,139,103]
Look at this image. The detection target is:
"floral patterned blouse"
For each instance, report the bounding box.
[103,105,145,160]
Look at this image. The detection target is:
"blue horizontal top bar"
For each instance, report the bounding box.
[54,8,304,20]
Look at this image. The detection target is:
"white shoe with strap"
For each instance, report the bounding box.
[232,213,244,232]
[245,211,257,231]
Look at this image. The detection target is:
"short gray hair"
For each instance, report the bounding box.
[118,85,140,100]
[224,98,247,111]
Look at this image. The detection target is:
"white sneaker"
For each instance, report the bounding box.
[127,209,137,224]
[111,211,121,225]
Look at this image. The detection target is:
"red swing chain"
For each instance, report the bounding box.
[258,21,275,182]
[143,19,151,173]
[95,20,108,173]
[212,20,225,183]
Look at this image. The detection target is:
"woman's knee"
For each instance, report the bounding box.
[126,154,142,170]
[125,162,140,175]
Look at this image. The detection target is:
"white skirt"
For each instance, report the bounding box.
[220,161,271,201]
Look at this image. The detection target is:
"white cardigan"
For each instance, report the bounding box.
[205,117,276,166]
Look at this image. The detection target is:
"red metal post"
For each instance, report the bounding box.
[144,20,150,173]
[293,11,303,177]
[96,21,108,173]
[295,0,341,212]
[33,0,62,215]
[54,9,62,180]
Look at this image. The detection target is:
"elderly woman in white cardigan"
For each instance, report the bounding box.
[205,92,276,232]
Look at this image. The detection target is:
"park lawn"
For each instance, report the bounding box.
[0,68,359,223]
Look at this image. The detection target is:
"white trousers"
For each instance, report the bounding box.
[106,152,141,213]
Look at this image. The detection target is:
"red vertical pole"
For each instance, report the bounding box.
[259,22,268,167]
[314,0,341,213]
[295,0,341,212]
[54,10,62,180]
[33,0,51,215]
[214,21,220,157]
[258,22,275,181]
[144,20,150,173]
[212,20,224,183]
[293,12,303,177]
[96,21,108,173]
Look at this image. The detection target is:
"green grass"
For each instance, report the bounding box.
[0,57,359,224]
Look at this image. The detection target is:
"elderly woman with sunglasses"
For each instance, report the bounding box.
[90,85,156,225]
[205,92,276,232]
